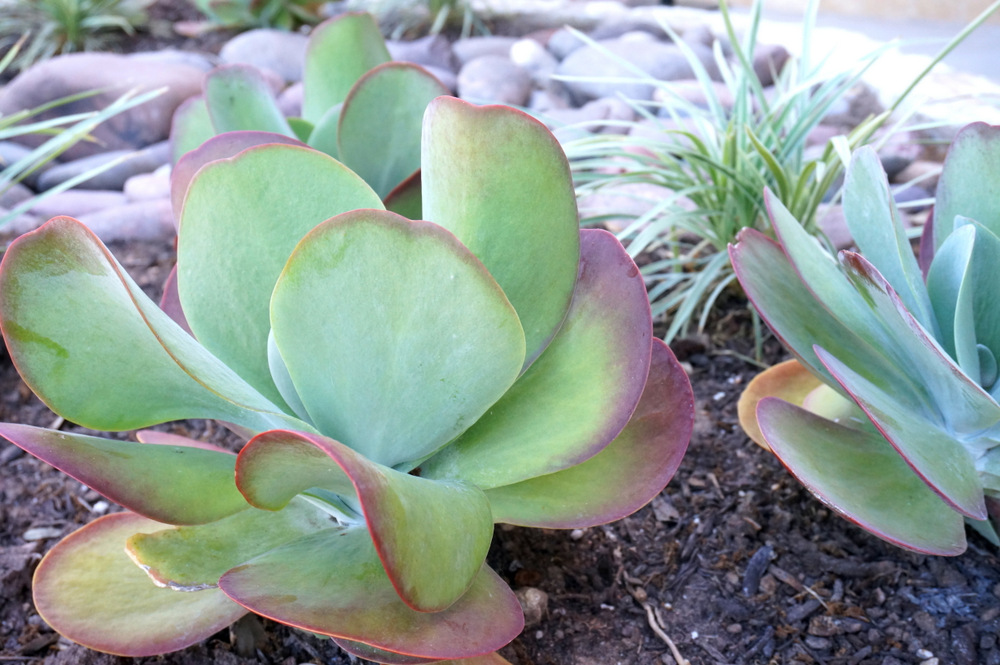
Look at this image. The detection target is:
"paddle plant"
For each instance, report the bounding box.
[732,122,1000,555]
[171,11,446,217]
[0,97,693,663]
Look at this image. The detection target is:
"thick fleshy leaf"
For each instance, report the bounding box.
[302,12,390,124]
[842,147,937,334]
[219,527,523,659]
[0,423,245,525]
[178,144,383,409]
[270,210,525,467]
[204,65,294,137]
[237,429,493,611]
[338,63,448,199]
[926,224,979,380]
[729,228,911,396]
[948,220,1000,371]
[33,512,247,656]
[126,498,332,590]
[384,171,422,219]
[0,217,302,434]
[485,339,691,527]
[305,103,342,158]
[757,397,967,555]
[134,429,232,453]
[169,95,214,165]
[159,265,192,334]
[737,359,865,449]
[815,345,986,520]
[422,97,580,367]
[420,229,650,489]
[170,131,307,227]
[933,122,1000,250]
[841,252,1000,448]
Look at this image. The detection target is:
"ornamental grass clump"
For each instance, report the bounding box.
[0,97,693,663]
[732,122,1000,555]
[171,11,446,217]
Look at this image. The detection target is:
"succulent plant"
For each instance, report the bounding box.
[171,11,445,218]
[731,122,1000,555]
[1,97,693,662]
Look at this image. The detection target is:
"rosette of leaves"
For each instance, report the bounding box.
[731,122,1000,555]
[171,11,445,218]
[0,97,693,663]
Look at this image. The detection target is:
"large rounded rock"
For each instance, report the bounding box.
[555,34,695,104]
[219,29,309,83]
[35,141,171,192]
[0,53,204,161]
[457,56,532,106]
[387,34,457,72]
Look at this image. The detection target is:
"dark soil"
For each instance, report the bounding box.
[3,2,1000,664]
[1,238,998,665]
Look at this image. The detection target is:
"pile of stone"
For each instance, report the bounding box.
[0,0,951,245]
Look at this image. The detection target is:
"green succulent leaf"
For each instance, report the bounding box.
[178,144,384,410]
[237,429,494,612]
[420,229,651,489]
[304,103,343,158]
[204,65,294,137]
[730,227,923,406]
[485,338,692,527]
[933,122,1000,250]
[33,512,247,657]
[947,219,1000,379]
[338,63,448,199]
[842,147,937,334]
[169,96,214,165]
[126,497,332,590]
[816,346,986,520]
[383,171,423,220]
[840,252,1000,452]
[926,224,979,381]
[422,97,581,368]
[302,12,390,124]
[218,527,524,659]
[0,217,301,434]
[270,210,525,467]
[334,640,511,665]
[0,423,245,525]
[757,397,967,555]
[171,131,307,226]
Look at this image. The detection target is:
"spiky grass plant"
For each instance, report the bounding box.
[564,0,999,344]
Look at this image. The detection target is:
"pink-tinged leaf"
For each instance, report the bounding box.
[757,397,967,555]
[422,97,580,367]
[815,346,986,521]
[269,210,524,468]
[170,130,307,228]
[383,170,422,220]
[729,229,910,396]
[484,338,692,528]
[0,423,246,525]
[421,229,651,489]
[737,359,865,450]
[237,430,493,612]
[0,217,304,435]
[126,498,332,590]
[219,527,523,660]
[135,429,233,454]
[158,265,192,335]
[34,512,246,656]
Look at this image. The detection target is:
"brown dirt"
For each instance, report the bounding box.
[1,239,998,665]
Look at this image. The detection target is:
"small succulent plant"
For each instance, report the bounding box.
[171,11,445,217]
[1,97,693,662]
[731,122,1000,555]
